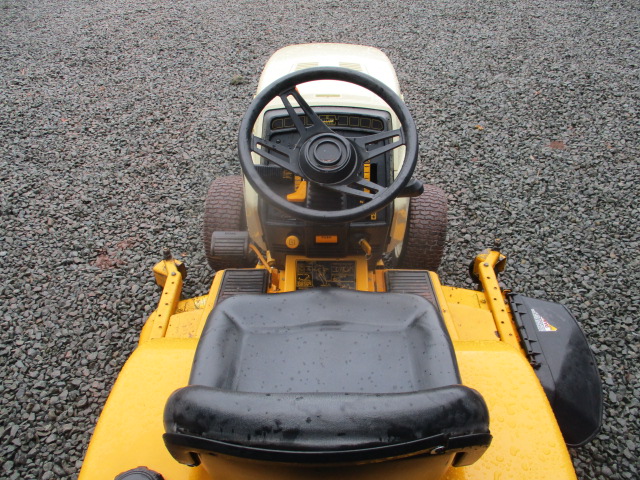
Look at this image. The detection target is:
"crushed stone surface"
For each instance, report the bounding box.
[1,1,638,479]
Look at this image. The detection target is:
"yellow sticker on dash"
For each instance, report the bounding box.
[315,235,338,244]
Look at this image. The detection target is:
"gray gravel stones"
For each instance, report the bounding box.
[1,1,638,479]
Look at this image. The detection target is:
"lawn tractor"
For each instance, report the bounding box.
[79,44,602,480]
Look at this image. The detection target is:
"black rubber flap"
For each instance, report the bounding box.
[509,294,602,446]
[164,386,491,464]
[215,269,269,304]
[386,270,439,308]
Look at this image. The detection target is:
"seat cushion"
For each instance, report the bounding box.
[189,288,460,393]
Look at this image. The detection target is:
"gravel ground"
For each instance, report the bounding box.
[1,1,638,479]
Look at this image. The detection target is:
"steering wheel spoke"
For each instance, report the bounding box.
[280,88,332,138]
[353,177,385,193]
[350,128,405,161]
[251,135,300,175]
[327,177,385,201]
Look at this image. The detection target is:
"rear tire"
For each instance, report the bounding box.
[395,185,448,271]
[203,175,250,271]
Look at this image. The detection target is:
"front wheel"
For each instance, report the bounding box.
[394,185,448,271]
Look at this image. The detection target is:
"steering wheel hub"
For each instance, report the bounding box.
[300,133,357,185]
[314,139,341,165]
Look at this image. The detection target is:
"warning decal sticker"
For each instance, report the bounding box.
[296,261,356,290]
[531,308,558,332]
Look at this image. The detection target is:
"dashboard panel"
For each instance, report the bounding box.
[258,107,395,266]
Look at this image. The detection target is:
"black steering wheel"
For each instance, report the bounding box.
[238,67,418,223]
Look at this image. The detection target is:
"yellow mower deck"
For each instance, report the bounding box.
[80,251,576,480]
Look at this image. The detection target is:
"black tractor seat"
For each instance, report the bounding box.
[164,288,491,469]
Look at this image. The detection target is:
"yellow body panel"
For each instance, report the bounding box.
[444,341,575,480]
[78,338,208,480]
[80,335,575,480]
[442,285,492,311]
[165,310,204,339]
[81,252,577,479]
[441,286,499,341]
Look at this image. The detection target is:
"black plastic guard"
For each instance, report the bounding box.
[509,294,602,446]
